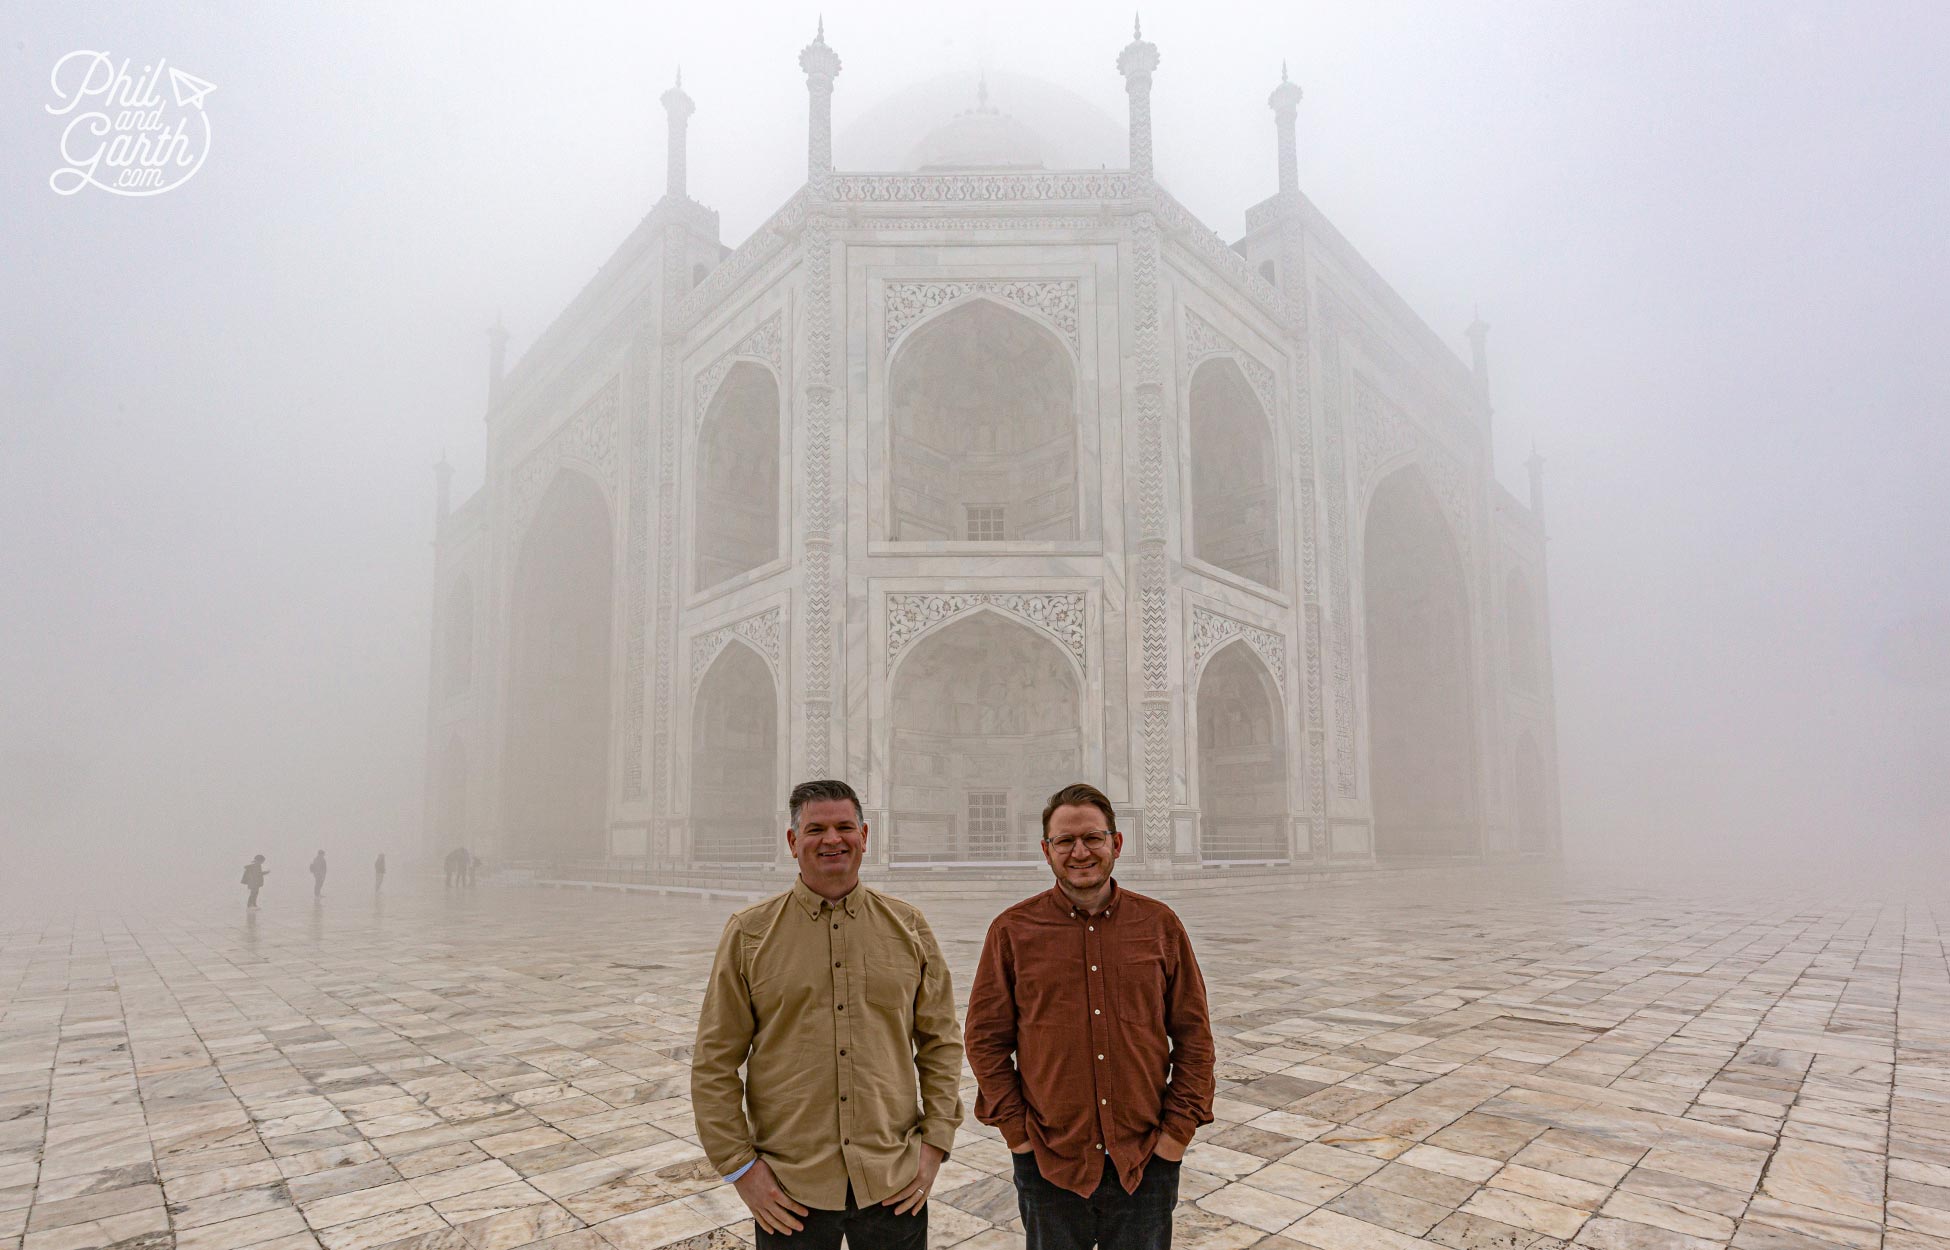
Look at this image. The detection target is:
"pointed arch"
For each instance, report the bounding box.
[1196,640,1289,861]
[1189,356,1279,588]
[690,639,779,863]
[503,468,613,860]
[1362,465,1477,858]
[889,611,1082,862]
[889,298,1078,542]
[694,361,780,591]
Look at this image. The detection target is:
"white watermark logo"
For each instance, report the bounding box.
[46,52,216,197]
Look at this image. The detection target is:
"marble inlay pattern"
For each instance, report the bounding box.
[0,868,1936,1250]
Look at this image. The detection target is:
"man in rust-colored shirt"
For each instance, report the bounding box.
[965,783,1214,1250]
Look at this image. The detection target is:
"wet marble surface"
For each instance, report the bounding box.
[1,867,1943,1249]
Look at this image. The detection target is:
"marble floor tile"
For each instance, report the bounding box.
[5,871,1944,1248]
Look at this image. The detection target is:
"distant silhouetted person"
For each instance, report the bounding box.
[373,852,386,893]
[465,850,482,887]
[444,846,466,888]
[309,850,327,898]
[241,855,268,908]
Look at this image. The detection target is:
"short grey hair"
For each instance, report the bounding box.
[789,779,863,827]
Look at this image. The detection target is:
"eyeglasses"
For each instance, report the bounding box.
[1045,831,1114,853]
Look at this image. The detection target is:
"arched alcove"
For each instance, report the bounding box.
[695,362,780,591]
[1506,568,1539,692]
[503,470,613,861]
[889,612,1082,862]
[1363,467,1478,858]
[1189,358,1279,588]
[889,300,1078,543]
[1516,734,1550,852]
[690,642,779,863]
[442,575,474,697]
[1196,641,1289,861]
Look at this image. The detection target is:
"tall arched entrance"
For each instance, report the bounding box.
[889,300,1078,542]
[1362,467,1478,858]
[694,362,780,592]
[503,470,613,861]
[889,612,1082,862]
[690,642,779,864]
[1189,358,1279,589]
[1196,641,1289,861]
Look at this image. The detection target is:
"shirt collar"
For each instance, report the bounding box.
[792,876,861,919]
[1047,878,1119,921]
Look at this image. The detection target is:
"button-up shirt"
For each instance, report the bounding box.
[692,878,964,1209]
[965,882,1215,1198]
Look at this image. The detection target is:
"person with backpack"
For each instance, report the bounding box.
[241,855,269,908]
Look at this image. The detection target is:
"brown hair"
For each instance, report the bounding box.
[1041,783,1118,839]
[789,779,863,827]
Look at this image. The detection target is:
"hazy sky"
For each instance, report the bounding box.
[3,1,1945,884]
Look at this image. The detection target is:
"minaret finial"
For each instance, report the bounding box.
[1268,62,1303,199]
[800,19,842,176]
[1118,14,1161,178]
[660,72,696,200]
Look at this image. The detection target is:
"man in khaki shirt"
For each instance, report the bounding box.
[692,779,964,1248]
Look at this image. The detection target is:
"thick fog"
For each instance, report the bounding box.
[2,1,1946,904]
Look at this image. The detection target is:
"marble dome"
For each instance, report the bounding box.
[907,79,1045,171]
[837,70,1124,172]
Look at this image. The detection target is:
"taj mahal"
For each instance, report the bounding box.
[423,23,1562,879]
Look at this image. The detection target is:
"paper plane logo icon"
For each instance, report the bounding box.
[169,67,216,109]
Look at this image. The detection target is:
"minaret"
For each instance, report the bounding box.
[660,70,695,201]
[1465,310,1491,393]
[434,454,453,529]
[1268,61,1303,199]
[1117,16,1160,179]
[1525,442,1547,522]
[799,19,842,177]
[486,314,509,408]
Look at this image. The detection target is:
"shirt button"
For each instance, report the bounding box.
[839,1049,846,1057]
[841,1095,847,1101]
[835,961,842,968]
[1096,1143,1104,1151]
[1101,1099,1107,1105]
[843,1138,850,1145]
[1094,1009,1101,1015]
[1090,965,1097,972]
[1097,1054,1105,1061]
[833,923,839,929]
[1088,926,1094,932]
[837,1004,845,1011]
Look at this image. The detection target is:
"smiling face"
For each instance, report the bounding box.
[1041,802,1122,901]
[787,797,868,898]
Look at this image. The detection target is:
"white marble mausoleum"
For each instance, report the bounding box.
[424,25,1563,876]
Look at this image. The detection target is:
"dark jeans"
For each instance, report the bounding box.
[752,1184,927,1250]
[1014,1151,1181,1250]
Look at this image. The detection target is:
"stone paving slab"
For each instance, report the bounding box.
[0,869,1943,1250]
